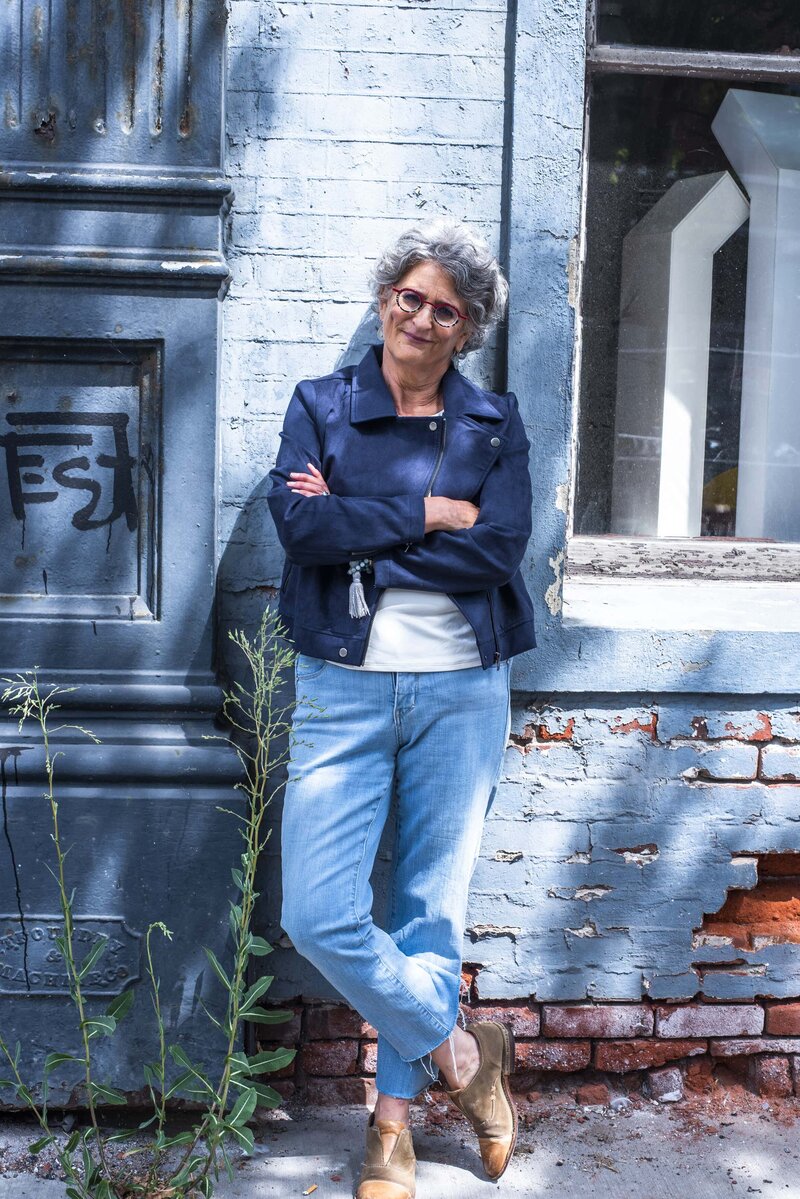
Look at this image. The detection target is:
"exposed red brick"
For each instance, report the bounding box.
[684,1057,714,1094]
[536,717,575,742]
[309,1077,377,1106]
[471,1004,541,1038]
[515,1040,591,1072]
[460,963,480,1002]
[710,1037,800,1057]
[700,886,800,949]
[300,1039,359,1077]
[691,716,709,739]
[305,1004,372,1040]
[594,1040,707,1072]
[575,1082,610,1106]
[749,1055,793,1098]
[542,1004,652,1039]
[765,1003,800,1036]
[359,1041,378,1075]
[723,714,772,742]
[655,1004,763,1038]
[610,713,657,741]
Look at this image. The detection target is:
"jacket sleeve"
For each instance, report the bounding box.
[267,382,427,566]
[372,397,532,594]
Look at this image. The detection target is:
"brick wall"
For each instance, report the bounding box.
[260,997,800,1105]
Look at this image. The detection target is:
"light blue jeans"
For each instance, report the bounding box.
[280,657,512,1099]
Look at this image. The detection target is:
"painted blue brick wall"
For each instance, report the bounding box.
[219,0,800,1008]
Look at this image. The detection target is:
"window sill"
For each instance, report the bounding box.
[563,575,800,633]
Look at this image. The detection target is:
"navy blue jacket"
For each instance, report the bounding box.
[267,345,536,668]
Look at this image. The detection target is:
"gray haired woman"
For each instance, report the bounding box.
[268,218,536,1198]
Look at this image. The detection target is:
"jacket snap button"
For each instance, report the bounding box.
[429,421,438,431]
[491,436,501,447]
[338,647,348,658]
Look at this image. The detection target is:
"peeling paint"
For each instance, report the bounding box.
[614,844,660,867]
[544,549,564,616]
[468,925,521,941]
[493,850,523,863]
[574,884,612,901]
[554,482,569,513]
[566,921,599,938]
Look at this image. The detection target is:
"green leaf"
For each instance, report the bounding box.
[157,1131,196,1150]
[65,1130,81,1154]
[82,1015,116,1038]
[228,1086,258,1127]
[43,1052,82,1076]
[247,935,274,957]
[168,1044,192,1069]
[231,868,244,891]
[225,1123,254,1154]
[203,947,230,989]
[66,1187,84,1199]
[89,1081,126,1105]
[15,1083,34,1106]
[246,1047,295,1075]
[105,989,134,1022]
[164,1069,196,1099]
[250,1082,283,1108]
[228,1050,251,1073]
[240,1006,294,1024]
[29,1135,55,1154]
[240,975,273,1013]
[103,1128,139,1144]
[77,936,108,981]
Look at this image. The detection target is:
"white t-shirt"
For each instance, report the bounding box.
[350,587,482,671]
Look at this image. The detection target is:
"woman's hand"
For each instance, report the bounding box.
[424,496,480,532]
[286,463,330,497]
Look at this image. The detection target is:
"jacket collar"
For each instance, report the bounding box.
[351,344,503,424]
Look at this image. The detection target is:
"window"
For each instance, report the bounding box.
[572,2,800,579]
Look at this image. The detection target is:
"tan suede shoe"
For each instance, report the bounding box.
[446,1021,517,1179]
[355,1114,416,1199]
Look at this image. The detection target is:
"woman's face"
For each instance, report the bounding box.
[378,261,471,378]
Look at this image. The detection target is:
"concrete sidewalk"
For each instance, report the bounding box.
[2,1096,800,1198]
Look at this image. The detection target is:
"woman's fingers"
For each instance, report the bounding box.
[287,469,329,497]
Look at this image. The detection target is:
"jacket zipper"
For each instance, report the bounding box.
[425,417,447,497]
[487,589,501,669]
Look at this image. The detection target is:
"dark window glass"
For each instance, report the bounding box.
[575,74,800,541]
[596,0,800,55]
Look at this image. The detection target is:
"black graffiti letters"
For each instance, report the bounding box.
[0,411,138,531]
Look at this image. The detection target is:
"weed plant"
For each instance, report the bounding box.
[0,608,311,1198]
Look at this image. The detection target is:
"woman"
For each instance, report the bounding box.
[268,218,535,1199]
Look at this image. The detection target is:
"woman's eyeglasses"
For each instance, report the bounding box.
[391,287,467,329]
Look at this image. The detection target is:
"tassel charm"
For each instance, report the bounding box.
[348,558,372,619]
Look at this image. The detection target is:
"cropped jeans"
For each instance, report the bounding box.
[280,656,512,1099]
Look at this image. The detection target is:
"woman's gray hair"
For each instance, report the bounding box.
[370,218,509,355]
